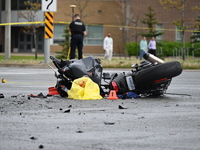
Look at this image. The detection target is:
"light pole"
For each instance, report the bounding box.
[5,0,11,60]
[70,5,76,21]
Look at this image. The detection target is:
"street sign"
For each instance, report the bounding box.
[45,12,54,39]
[42,0,57,12]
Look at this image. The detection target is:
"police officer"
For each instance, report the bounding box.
[69,14,87,59]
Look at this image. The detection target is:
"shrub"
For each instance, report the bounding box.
[125,41,200,57]
[125,42,139,56]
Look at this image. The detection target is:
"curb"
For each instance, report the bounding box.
[0,63,53,69]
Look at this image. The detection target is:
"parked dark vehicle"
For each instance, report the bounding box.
[49,53,182,97]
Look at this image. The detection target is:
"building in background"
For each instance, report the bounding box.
[0,0,199,55]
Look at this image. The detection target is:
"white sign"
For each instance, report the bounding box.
[42,0,57,12]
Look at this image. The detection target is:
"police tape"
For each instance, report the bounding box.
[0,21,45,26]
[0,21,200,33]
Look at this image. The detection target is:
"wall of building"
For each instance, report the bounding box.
[51,0,200,55]
[51,0,123,54]
[0,0,199,54]
[130,0,200,42]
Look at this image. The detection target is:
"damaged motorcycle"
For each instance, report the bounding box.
[49,53,182,98]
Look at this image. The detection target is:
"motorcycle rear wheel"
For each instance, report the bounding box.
[134,61,182,85]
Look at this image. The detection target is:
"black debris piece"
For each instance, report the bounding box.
[76,130,83,133]
[0,93,4,98]
[39,145,44,149]
[118,105,127,109]
[63,109,70,113]
[30,136,37,140]
[138,116,145,119]
[104,122,115,125]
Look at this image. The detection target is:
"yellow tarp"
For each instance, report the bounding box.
[68,76,102,100]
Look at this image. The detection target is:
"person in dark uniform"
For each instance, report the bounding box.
[69,14,87,59]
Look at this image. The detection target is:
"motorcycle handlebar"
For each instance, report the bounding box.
[50,56,61,69]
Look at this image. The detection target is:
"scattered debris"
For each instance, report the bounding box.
[0,93,4,98]
[63,109,70,113]
[104,122,115,125]
[11,93,25,98]
[30,136,37,140]
[118,105,127,109]
[46,106,53,109]
[76,130,84,133]
[29,93,47,98]
[99,109,105,111]
[39,145,44,149]
[138,116,145,119]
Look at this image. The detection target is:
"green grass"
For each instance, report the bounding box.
[0,55,44,64]
[100,57,200,69]
[0,54,199,69]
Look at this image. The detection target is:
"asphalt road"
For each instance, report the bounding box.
[0,67,200,150]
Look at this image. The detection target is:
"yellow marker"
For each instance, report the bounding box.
[2,78,6,83]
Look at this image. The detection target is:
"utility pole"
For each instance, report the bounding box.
[126,0,130,43]
[5,0,11,60]
[181,0,185,61]
[70,5,76,21]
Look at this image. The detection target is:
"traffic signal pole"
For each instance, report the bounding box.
[5,0,11,60]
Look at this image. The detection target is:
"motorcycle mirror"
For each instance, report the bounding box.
[131,64,138,68]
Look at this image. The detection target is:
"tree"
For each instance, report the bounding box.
[56,25,71,59]
[190,6,200,43]
[57,0,91,59]
[190,16,200,43]
[114,0,136,57]
[140,6,163,38]
[18,0,41,60]
[68,0,92,21]
[70,0,89,19]
[159,0,187,60]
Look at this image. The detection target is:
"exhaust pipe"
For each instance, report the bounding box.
[143,53,164,64]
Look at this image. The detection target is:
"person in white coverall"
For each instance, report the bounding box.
[103,32,113,60]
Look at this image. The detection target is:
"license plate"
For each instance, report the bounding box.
[126,76,135,90]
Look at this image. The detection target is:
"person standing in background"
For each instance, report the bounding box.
[148,36,156,56]
[69,14,86,60]
[103,32,113,61]
[140,36,148,60]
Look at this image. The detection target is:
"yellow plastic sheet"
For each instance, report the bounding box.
[68,76,102,100]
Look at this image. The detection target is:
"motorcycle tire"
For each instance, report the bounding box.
[134,61,182,85]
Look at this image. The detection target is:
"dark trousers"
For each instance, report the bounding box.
[149,49,156,56]
[70,35,84,60]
